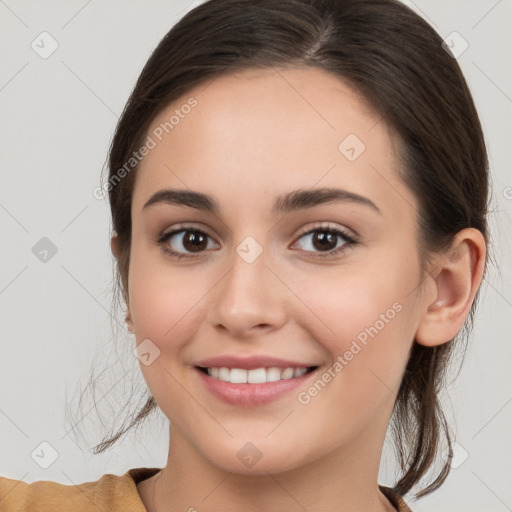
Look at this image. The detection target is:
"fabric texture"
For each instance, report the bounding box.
[0,467,413,511]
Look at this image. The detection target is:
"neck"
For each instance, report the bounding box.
[145,422,396,512]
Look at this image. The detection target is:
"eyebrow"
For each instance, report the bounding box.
[142,187,382,216]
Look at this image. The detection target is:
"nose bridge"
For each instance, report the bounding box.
[207,237,286,336]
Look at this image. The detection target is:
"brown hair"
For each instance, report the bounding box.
[88,0,489,499]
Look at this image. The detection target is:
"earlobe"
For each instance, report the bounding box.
[125,311,134,333]
[415,228,486,347]
[111,233,133,332]
[111,234,120,259]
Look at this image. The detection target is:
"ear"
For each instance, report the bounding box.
[125,310,135,333]
[415,228,487,347]
[111,233,120,259]
[110,233,134,333]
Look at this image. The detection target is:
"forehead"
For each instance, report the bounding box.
[133,66,414,224]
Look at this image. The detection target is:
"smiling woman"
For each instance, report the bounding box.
[0,0,491,511]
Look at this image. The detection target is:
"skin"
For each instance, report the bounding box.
[111,66,486,512]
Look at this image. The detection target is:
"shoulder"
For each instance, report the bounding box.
[0,467,161,512]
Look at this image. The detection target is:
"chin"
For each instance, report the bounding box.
[202,439,310,476]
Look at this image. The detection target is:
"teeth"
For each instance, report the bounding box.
[247,367,266,384]
[281,368,294,380]
[266,367,281,382]
[218,367,230,381]
[205,366,310,383]
[230,368,247,383]
[294,367,307,377]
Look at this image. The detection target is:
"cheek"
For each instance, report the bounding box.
[296,258,417,347]
[127,254,214,424]
[127,249,203,360]
[128,243,206,342]
[290,257,419,411]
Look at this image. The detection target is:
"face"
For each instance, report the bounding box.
[125,66,426,474]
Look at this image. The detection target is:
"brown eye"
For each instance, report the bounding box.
[311,231,338,251]
[158,229,217,257]
[292,226,357,258]
[181,231,208,252]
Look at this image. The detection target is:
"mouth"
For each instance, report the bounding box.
[194,363,321,406]
[195,365,318,384]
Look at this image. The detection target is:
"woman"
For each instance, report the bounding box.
[0,0,489,510]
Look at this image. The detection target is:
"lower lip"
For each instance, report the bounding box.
[195,367,318,407]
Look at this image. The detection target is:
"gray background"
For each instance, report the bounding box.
[0,1,511,510]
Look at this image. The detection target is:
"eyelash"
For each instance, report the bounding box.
[155,223,358,261]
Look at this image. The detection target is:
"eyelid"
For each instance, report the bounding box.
[160,222,217,240]
[293,221,357,240]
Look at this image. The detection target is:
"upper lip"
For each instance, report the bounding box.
[194,355,318,370]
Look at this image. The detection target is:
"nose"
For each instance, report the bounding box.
[207,245,288,340]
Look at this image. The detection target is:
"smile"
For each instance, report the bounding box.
[195,364,320,406]
[197,366,316,384]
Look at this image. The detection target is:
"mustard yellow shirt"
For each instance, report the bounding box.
[0,467,413,511]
